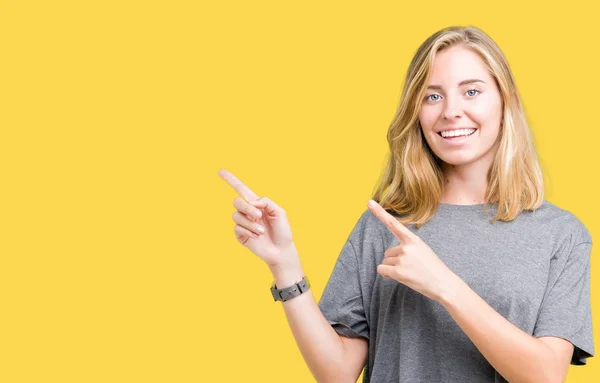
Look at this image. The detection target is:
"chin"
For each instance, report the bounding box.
[437,153,478,167]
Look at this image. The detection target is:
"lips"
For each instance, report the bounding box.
[435,129,478,147]
[437,127,477,133]
[437,128,477,139]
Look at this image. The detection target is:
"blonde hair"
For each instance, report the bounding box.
[371,25,544,227]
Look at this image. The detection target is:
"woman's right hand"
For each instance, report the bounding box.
[218,169,298,268]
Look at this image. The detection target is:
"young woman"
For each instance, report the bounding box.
[219,25,594,382]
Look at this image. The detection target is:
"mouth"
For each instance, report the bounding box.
[437,128,477,141]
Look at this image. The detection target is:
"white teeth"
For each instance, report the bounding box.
[441,128,476,138]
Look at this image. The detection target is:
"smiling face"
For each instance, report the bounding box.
[418,45,503,170]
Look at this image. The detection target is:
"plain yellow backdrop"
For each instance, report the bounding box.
[1,0,599,382]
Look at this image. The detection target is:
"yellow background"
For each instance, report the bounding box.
[1,0,598,382]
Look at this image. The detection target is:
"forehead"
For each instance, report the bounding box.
[428,45,492,85]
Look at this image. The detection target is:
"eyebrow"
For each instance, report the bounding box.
[427,79,486,90]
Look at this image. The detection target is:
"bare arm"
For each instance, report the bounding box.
[269,251,368,383]
[217,170,368,381]
[440,278,573,383]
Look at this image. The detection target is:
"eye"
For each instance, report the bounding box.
[425,93,441,102]
[466,88,480,97]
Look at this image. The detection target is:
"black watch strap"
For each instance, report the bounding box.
[270,276,310,302]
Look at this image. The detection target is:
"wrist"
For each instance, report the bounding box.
[438,274,467,306]
[268,248,305,288]
[270,276,310,302]
[269,263,305,288]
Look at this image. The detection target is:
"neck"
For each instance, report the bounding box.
[440,160,491,205]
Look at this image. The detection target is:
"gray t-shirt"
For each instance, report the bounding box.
[318,200,594,382]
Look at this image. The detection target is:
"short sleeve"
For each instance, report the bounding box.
[533,241,594,365]
[318,239,369,340]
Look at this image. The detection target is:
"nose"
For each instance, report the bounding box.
[442,94,464,120]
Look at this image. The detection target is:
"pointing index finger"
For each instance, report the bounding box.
[367,199,413,242]
[218,169,259,202]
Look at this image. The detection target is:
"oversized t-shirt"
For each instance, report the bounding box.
[317,200,594,382]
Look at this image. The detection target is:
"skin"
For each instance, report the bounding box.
[219,45,573,383]
[367,199,573,383]
[418,44,503,205]
[365,44,572,381]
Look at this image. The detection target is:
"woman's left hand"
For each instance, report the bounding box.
[367,200,462,302]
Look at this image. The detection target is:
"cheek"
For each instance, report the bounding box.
[471,96,503,126]
[419,108,438,131]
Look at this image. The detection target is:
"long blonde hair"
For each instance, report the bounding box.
[371,25,544,227]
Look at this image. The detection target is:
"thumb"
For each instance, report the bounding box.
[248,197,283,216]
[377,264,395,279]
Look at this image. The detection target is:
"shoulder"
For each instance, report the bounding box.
[526,200,592,246]
[352,208,393,237]
[346,208,398,252]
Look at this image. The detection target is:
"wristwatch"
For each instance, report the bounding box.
[270,276,310,302]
